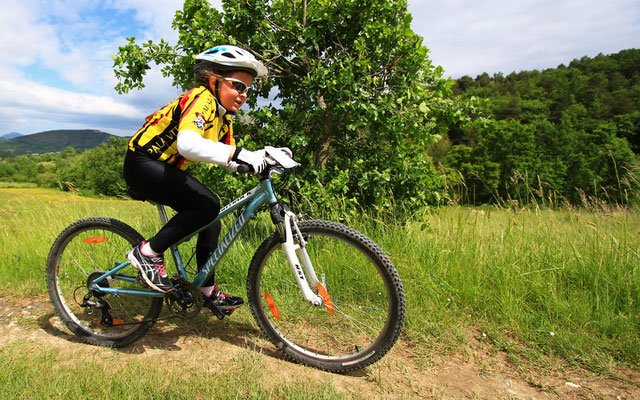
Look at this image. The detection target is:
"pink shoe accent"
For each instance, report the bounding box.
[140,242,154,257]
[140,241,163,257]
[155,263,168,277]
[212,285,230,298]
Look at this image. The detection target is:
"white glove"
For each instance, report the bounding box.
[225,160,241,172]
[276,147,293,158]
[230,148,268,174]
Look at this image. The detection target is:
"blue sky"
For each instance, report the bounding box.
[1,0,639,136]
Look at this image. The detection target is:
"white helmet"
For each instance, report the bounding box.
[195,45,268,78]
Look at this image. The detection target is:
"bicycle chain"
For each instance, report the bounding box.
[77,275,206,327]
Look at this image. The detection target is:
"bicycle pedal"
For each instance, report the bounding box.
[202,297,226,320]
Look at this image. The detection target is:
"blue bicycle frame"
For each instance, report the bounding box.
[89,178,279,298]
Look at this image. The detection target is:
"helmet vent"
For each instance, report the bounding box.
[195,45,267,77]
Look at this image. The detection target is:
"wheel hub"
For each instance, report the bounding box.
[87,271,110,298]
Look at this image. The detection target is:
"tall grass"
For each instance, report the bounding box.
[1,188,639,373]
[395,206,640,371]
[0,188,157,295]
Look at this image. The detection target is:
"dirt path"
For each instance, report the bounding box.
[1,295,638,399]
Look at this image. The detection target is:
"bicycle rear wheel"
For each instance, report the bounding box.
[247,220,405,372]
[46,217,163,347]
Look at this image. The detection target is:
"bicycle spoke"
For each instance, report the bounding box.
[332,304,380,341]
[61,250,90,277]
[47,218,163,346]
[250,220,405,371]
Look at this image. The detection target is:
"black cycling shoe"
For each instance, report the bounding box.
[203,285,244,315]
[127,242,174,293]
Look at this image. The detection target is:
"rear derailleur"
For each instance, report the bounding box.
[76,271,119,327]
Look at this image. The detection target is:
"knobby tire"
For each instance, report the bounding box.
[246,220,406,372]
[46,217,163,347]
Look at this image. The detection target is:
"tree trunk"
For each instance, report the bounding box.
[313,128,333,169]
[313,95,334,169]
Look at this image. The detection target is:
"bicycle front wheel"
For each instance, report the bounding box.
[46,217,163,347]
[247,220,405,372]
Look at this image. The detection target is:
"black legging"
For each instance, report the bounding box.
[123,150,221,286]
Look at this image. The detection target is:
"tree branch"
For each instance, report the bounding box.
[302,0,307,27]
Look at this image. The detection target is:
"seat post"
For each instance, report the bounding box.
[156,204,170,225]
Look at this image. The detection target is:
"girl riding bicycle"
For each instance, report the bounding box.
[124,45,277,313]
[48,49,405,366]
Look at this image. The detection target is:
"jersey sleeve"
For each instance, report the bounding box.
[177,130,235,165]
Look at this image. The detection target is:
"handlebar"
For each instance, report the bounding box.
[236,163,284,179]
[236,164,252,174]
[235,148,300,177]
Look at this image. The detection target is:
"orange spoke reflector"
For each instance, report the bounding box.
[316,282,335,315]
[98,319,124,327]
[83,236,108,244]
[264,290,281,321]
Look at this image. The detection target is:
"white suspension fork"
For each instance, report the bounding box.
[280,211,324,306]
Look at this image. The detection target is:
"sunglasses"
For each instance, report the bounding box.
[222,77,250,94]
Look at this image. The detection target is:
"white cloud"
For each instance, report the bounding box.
[0,1,59,67]
[1,0,638,136]
[1,1,112,92]
[105,0,185,42]
[0,78,145,135]
[0,1,189,135]
[408,0,640,77]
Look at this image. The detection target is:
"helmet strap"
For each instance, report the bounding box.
[207,75,236,116]
[216,98,228,118]
[214,78,220,97]
[208,77,230,118]
[207,75,221,98]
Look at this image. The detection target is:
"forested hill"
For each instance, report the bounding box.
[443,48,640,204]
[0,132,23,140]
[0,130,115,156]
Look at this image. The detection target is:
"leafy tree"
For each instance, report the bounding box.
[81,137,129,196]
[0,159,17,181]
[111,0,478,211]
[0,156,38,183]
[448,49,640,205]
[56,137,129,196]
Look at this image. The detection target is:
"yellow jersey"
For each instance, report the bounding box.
[128,86,235,170]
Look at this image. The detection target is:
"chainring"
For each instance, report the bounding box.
[165,276,202,318]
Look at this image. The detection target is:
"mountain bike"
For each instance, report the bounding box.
[45,148,406,372]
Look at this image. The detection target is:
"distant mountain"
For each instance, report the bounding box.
[0,129,116,156]
[0,132,23,140]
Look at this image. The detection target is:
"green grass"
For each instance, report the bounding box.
[1,188,639,387]
[0,341,347,400]
[393,207,640,372]
[0,181,38,188]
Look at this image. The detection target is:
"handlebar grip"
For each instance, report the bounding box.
[236,164,252,174]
